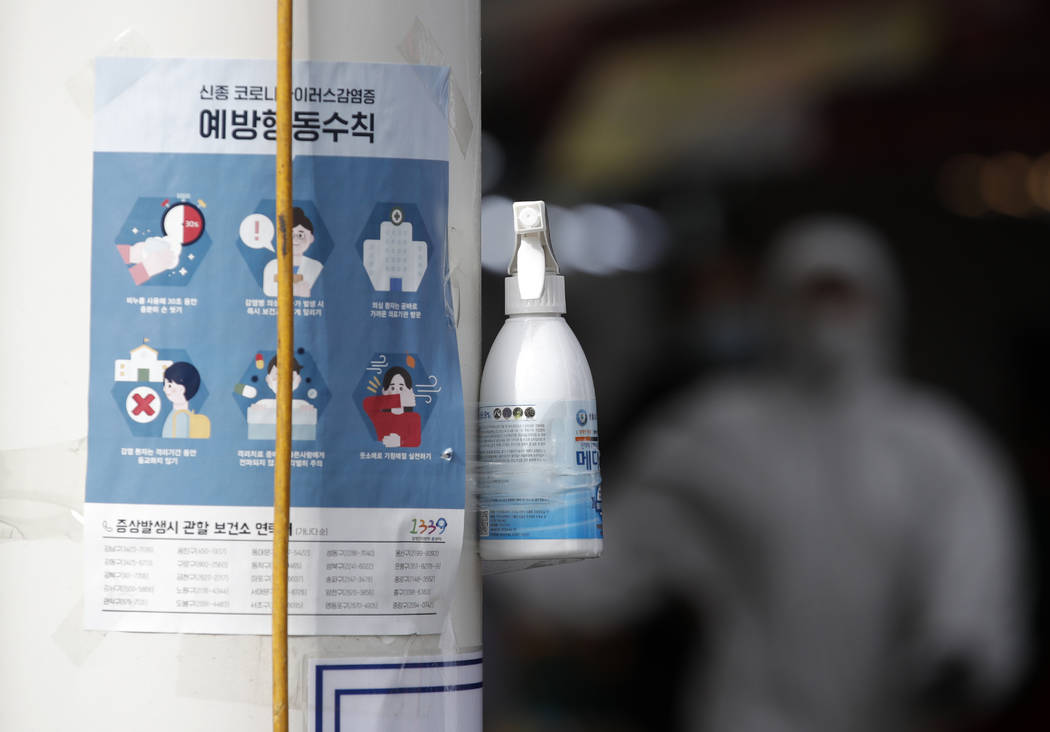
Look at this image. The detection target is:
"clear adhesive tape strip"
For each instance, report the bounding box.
[398,17,474,156]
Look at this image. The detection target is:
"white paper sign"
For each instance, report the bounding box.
[308,652,483,732]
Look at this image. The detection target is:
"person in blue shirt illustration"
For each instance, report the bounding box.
[263,207,323,298]
[161,362,211,439]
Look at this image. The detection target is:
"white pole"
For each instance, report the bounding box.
[0,2,481,729]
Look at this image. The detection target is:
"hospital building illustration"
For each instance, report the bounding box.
[363,218,428,292]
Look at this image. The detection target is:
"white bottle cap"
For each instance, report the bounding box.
[506,201,566,315]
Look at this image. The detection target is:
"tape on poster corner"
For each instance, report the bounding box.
[65,27,152,117]
[0,437,87,542]
[398,18,444,68]
[51,598,105,667]
[398,17,474,156]
[438,612,460,657]
[448,80,474,156]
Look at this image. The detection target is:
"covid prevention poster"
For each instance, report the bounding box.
[84,58,465,635]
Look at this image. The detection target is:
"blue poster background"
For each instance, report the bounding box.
[86,152,464,509]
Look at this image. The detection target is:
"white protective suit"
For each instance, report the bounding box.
[488,216,1027,732]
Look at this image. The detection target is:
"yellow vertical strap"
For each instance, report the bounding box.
[273,1,293,731]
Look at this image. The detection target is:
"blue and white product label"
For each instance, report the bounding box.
[478,400,602,541]
[83,58,465,636]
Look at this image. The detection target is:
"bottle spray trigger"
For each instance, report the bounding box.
[480,198,602,560]
[510,201,559,301]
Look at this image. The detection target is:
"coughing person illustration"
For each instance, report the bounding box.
[161,362,210,439]
[363,366,421,448]
[246,355,318,440]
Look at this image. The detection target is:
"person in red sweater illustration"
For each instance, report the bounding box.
[363,366,421,448]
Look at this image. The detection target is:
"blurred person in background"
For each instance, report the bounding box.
[487,215,1028,732]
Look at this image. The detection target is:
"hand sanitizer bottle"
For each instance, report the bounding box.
[478,201,603,560]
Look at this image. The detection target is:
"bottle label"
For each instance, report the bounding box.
[478,399,602,541]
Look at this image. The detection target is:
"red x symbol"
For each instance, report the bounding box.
[131,392,156,416]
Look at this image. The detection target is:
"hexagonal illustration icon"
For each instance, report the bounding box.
[114,196,212,286]
[353,353,442,448]
[235,200,334,298]
[111,339,211,438]
[232,347,331,441]
[354,203,434,293]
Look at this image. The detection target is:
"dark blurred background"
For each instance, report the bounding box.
[478,1,1050,729]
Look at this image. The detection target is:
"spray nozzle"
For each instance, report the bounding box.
[509,201,560,301]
